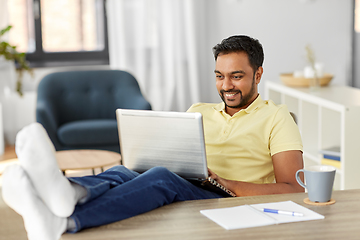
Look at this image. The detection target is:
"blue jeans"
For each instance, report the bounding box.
[68,165,223,232]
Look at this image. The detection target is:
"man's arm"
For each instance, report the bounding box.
[208,150,305,197]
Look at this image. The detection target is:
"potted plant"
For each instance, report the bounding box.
[0,25,33,96]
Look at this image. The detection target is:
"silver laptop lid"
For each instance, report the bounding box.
[116,109,208,179]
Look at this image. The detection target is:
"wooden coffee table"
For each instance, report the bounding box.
[56,149,121,175]
[0,149,121,176]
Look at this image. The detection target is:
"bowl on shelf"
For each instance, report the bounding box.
[280,73,333,87]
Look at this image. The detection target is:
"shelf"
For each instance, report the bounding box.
[265,80,360,190]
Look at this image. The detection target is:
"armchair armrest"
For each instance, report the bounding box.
[36,100,62,150]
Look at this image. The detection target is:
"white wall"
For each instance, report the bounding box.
[199,0,353,103]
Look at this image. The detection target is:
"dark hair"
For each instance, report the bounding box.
[212,35,264,72]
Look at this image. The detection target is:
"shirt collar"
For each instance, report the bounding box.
[213,94,264,116]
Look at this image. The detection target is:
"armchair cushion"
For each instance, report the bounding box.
[58,119,118,146]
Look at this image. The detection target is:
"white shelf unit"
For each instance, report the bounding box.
[265,81,360,190]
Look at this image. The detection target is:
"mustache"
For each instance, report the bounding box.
[220,90,241,95]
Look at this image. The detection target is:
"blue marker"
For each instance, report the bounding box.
[261,208,304,217]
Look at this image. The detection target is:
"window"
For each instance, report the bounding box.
[353,0,360,88]
[355,0,360,33]
[7,0,109,67]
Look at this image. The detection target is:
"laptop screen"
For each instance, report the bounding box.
[116,109,208,179]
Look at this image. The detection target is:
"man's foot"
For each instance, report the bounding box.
[2,164,67,240]
[15,122,77,217]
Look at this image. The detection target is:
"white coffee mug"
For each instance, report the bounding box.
[295,165,336,203]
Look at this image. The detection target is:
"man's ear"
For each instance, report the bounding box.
[255,66,263,84]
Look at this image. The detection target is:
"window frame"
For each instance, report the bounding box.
[25,0,109,68]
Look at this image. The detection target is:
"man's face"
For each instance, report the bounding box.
[215,52,263,115]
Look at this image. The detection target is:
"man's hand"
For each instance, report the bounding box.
[208,168,229,190]
[208,168,218,180]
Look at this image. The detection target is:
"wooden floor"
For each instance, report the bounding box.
[0,145,16,161]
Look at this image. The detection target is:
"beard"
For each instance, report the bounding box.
[219,78,257,109]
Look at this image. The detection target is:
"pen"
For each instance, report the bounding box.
[261,208,304,217]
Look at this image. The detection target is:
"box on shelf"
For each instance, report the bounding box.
[321,158,341,169]
[320,146,340,169]
[319,146,340,158]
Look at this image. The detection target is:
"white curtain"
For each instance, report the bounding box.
[106,0,200,111]
[0,0,8,30]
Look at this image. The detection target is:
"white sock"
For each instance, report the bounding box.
[72,182,88,204]
[2,164,67,240]
[15,122,80,217]
[67,217,77,232]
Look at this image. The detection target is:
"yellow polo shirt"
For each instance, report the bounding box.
[187,95,303,184]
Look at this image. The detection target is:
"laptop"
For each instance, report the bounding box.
[115,109,235,197]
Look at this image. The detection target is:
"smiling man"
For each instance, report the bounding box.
[2,35,304,240]
[187,35,304,197]
[215,51,261,115]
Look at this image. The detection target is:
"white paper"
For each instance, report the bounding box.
[200,201,324,230]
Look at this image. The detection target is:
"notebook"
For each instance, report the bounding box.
[115,109,236,197]
[200,201,325,230]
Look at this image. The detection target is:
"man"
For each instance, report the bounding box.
[2,35,304,240]
[188,35,304,197]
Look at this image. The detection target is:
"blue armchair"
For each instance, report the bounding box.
[36,70,151,153]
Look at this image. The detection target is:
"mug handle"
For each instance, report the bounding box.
[295,169,306,189]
